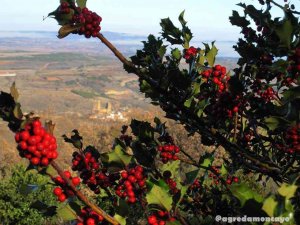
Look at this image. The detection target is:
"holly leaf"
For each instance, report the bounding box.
[101,144,132,167]
[57,204,77,221]
[130,119,154,142]
[206,43,218,67]
[185,169,199,185]
[19,184,39,195]
[274,18,293,48]
[114,214,126,225]
[58,24,82,39]
[10,82,19,101]
[13,103,23,120]
[262,196,277,217]
[146,183,173,211]
[229,183,263,206]
[76,0,87,9]
[62,129,83,149]
[160,18,183,45]
[171,48,182,61]
[264,116,290,131]
[229,10,250,27]
[277,183,297,199]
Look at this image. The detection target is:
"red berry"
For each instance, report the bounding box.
[233,177,239,183]
[127,196,136,203]
[58,193,67,202]
[20,130,30,141]
[40,157,49,166]
[215,65,222,71]
[53,187,63,196]
[31,157,40,165]
[233,106,239,113]
[86,218,95,225]
[148,215,157,224]
[15,133,21,142]
[64,171,72,178]
[72,177,81,186]
[134,172,143,180]
[121,171,128,179]
[27,136,38,146]
[32,120,42,128]
[18,141,28,150]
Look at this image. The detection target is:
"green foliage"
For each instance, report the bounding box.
[0,165,59,225]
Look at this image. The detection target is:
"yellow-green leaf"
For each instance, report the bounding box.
[146,184,173,211]
[278,183,297,199]
[262,196,277,217]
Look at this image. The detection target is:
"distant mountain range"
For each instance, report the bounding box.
[0,30,239,57]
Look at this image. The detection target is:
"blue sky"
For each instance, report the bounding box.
[0,0,294,41]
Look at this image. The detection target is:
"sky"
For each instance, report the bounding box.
[0,0,296,41]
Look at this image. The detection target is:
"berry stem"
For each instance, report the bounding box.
[50,161,120,225]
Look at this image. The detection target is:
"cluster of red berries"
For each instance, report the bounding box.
[157,145,180,163]
[283,125,300,153]
[225,176,239,185]
[147,211,176,225]
[115,165,146,204]
[72,7,102,38]
[207,93,244,120]
[257,87,276,102]
[15,120,58,167]
[72,152,100,171]
[52,171,81,202]
[59,2,71,14]
[200,65,230,93]
[166,178,179,194]
[76,206,104,225]
[189,179,201,191]
[72,152,116,194]
[183,46,198,61]
[208,166,221,185]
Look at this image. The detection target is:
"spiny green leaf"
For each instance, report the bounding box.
[76,0,87,9]
[274,18,293,48]
[57,204,77,221]
[185,169,200,185]
[229,10,250,27]
[278,183,297,199]
[13,103,23,120]
[206,44,218,67]
[178,10,187,26]
[146,183,173,211]
[171,48,182,60]
[229,183,263,207]
[58,24,82,39]
[101,144,132,167]
[160,18,183,45]
[262,196,277,217]
[62,129,83,149]
[10,82,19,101]
[264,116,290,131]
[184,97,193,108]
[130,119,154,142]
[114,214,127,225]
